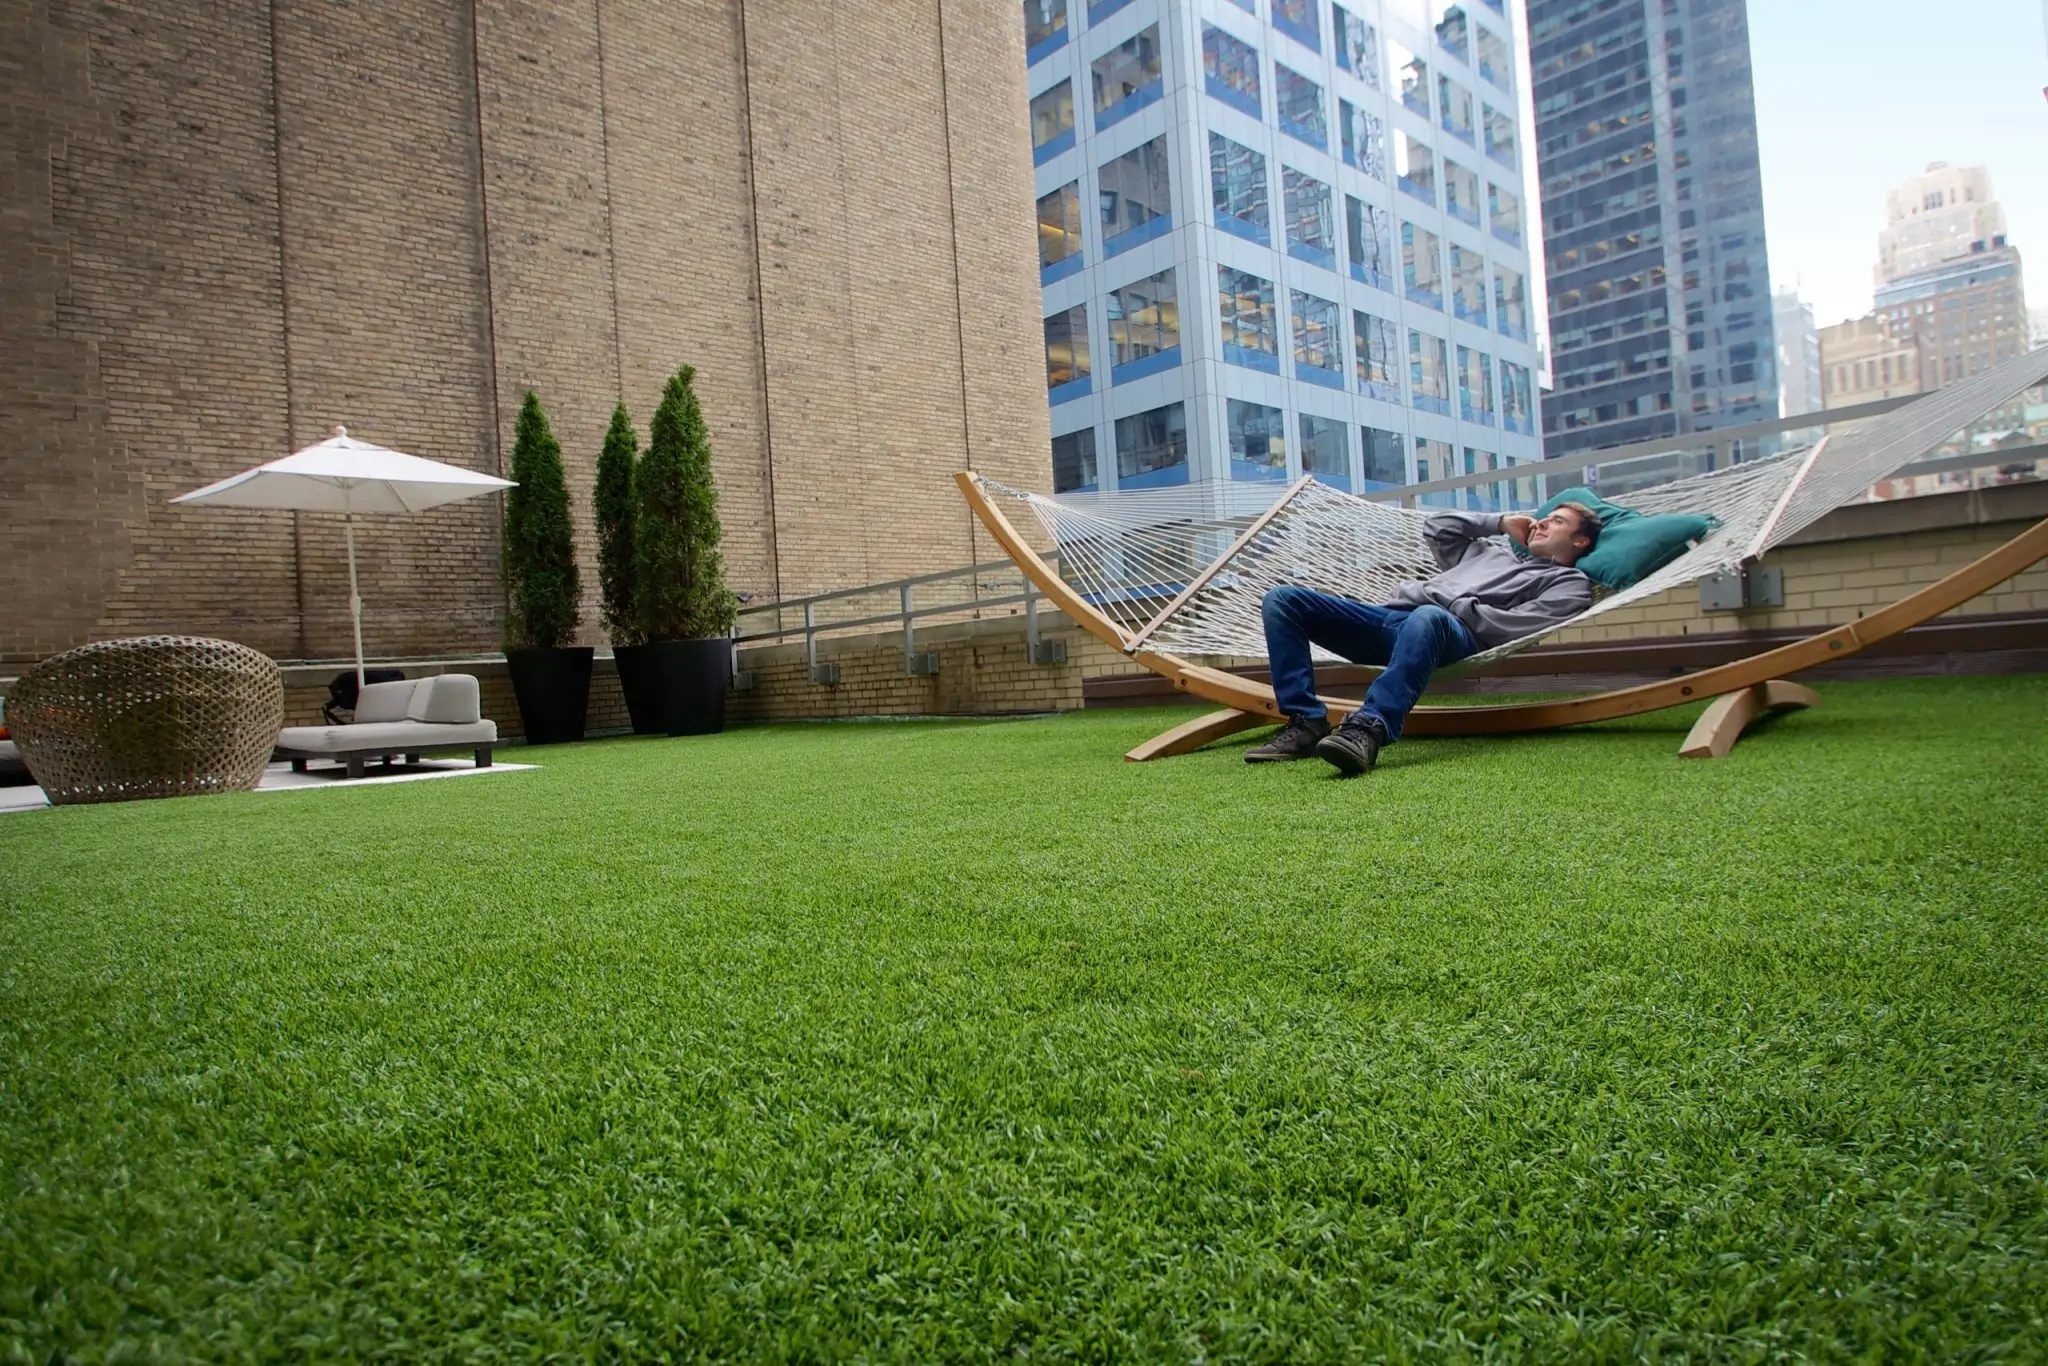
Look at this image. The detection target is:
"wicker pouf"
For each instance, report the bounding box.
[8,636,285,806]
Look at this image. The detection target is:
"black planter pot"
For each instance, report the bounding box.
[646,637,729,737]
[505,646,595,745]
[610,644,667,735]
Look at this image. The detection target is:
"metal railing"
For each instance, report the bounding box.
[1373,377,2048,508]
[1371,391,1909,507]
[733,560,1067,684]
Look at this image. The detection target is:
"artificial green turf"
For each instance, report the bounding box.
[3,676,2046,1361]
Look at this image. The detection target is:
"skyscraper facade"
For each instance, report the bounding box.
[1773,288,1820,418]
[1528,0,1778,475]
[1877,163,2007,287]
[1875,246,2030,393]
[1029,0,1543,505]
[1871,165,2031,448]
[1820,164,2040,501]
[1818,315,1923,411]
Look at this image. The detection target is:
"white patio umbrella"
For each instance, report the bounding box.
[173,426,515,688]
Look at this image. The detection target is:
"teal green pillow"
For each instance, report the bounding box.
[1529,486,1715,590]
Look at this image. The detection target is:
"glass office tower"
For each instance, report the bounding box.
[1029,0,1543,507]
[1528,0,1777,488]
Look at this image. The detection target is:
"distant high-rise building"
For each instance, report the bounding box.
[1773,288,1821,417]
[1817,315,1922,411]
[1855,165,2039,497]
[1528,0,1778,486]
[1875,245,2030,393]
[1870,164,2029,402]
[2030,306,2048,348]
[1029,0,1544,503]
[1876,163,2007,286]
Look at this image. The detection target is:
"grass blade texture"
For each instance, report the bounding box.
[3,676,2045,1360]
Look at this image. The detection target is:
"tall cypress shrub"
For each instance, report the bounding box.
[594,403,641,647]
[503,390,581,650]
[635,365,736,641]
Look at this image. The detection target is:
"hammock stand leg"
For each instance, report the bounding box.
[1124,707,1268,762]
[1678,680,1818,759]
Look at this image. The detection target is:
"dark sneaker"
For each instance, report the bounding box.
[1316,717,1384,776]
[1244,715,1330,763]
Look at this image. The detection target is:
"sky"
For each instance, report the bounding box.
[1747,0,2048,331]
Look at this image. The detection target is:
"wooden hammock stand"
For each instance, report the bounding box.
[957,471,2048,762]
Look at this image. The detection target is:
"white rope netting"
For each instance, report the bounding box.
[992,346,2048,666]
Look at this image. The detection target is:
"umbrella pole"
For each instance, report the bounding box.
[345,509,366,690]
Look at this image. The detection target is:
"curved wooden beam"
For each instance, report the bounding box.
[1122,707,1267,762]
[1679,680,1819,759]
[955,471,2048,741]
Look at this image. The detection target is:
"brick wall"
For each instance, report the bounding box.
[726,620,1086,723]
[272,0,503,662]
[1,0,1050,671]
[7,1,297,664]
[472,0,622,642]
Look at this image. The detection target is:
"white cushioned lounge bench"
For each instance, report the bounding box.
[274,674,496,779]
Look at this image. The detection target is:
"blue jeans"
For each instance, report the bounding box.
[1260,586,1478,742]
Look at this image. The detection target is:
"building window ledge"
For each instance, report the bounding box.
[1279,120,1328,153]
[1120,462,1191,490]
[1222,344,1281,374]
[1273,14,1320,53]
[1026,29,1070,67]
[1105,213,1173,258]
[1033,128,1076,165]
[1041,254,1085,286]
[1351,263,1393,293]
[1287,241,1337,272]
[1205,77,1261,119]
[1215,213,1271,247]
[1095,81,1163,133]
[1112,348,1181,385]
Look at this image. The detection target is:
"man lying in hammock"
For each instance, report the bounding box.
[1246,503,1602,775]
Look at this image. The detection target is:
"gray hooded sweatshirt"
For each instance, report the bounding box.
[1386,512,1593,648]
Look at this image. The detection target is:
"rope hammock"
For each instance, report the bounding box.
[988,346,2048,667]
